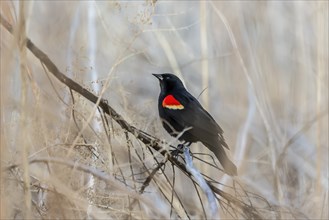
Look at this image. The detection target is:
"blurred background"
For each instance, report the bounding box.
[1,1,328,219]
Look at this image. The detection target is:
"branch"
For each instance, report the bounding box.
[183,146,218,218]
[6,157,167,218]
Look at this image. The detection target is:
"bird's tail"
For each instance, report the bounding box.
[204,142,237,176]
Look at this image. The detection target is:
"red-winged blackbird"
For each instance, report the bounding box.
[153,73,237,176]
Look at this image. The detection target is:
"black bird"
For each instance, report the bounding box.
[153,73,237,176]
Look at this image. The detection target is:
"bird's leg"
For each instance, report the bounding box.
[170,142,190,158]
[186,142,192,147]
[170,145,184,158]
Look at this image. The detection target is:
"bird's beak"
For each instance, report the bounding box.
[152,73,163,81]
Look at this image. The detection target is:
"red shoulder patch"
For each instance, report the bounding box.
[162,95,184,110]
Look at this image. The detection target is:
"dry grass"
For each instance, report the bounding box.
[1,1,328,219]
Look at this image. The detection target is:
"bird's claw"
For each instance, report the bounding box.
[170,144,184,158]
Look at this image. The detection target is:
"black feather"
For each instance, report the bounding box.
[154,73,237,176]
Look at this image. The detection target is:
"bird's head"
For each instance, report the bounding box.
[152,73,185,93]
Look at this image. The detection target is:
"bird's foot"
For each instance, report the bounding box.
[170,144,184,158]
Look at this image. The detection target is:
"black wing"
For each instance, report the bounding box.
[164,91,229,149]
